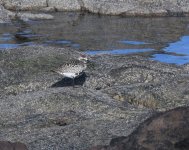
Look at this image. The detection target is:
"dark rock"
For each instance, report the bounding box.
[0,141,28,150]
[90,107,189,150]
[174,137,189,150]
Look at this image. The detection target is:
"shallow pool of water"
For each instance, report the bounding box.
[0,12,189,65]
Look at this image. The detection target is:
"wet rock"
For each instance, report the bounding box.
[8,11,54,21]
[0,141,28,150]
[0,5,11,23]
[90,106,189,150]
[40,6,56,12]
[16,12,54,21]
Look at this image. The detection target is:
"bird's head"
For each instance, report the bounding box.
[78,54,89,63]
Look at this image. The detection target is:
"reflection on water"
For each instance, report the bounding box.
[0,43,19,49]
[0,42,34,49]
[152,54,189,65]
[0,12,189,65]
[163,36,189,55]
[152,36,189,65]
[44,39,80,48]
[0,33,12,41]
[118,40,149,45]
[86,48,153,55]
[46,40,72,44]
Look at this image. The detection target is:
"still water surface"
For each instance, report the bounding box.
[0,12,189,65]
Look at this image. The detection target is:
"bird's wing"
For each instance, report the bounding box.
[57,64,84,73]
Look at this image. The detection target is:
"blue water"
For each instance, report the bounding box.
[0,44,19,49]
[44,40,80,48]
[151,36,189,65]
[0,14,189,65]
[119,40,149,45]
[1,31,189,65]
[86,48,153,55]
[15,29,43,38]
[152,54,189,65]
[45,40,72,44]
[163,36,189,55]
[0,30,38,49]
[0,42,34,49]
[0,33,13,41]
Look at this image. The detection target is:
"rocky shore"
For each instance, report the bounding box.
[0,45,189,149]
[1,0,189,16]
[0,4,53,23]
[90,107,189,150]
[1,0,189,149]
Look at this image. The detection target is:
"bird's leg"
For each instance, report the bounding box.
[72,78,75,88]
[84,72,90,78]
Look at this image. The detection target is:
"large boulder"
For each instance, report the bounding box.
[90,106,189,150]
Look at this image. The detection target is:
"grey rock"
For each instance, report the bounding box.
[40,6,56,12]
[81,0,189,16]
[90,106,189,150]
[48,0,81,11]
[0,45,189,149]
[2,0,47,11]
[2,0,189,16]
[0,5,11,23]
[0,4,53,23]
[82,0,137,15]
[16,12,54,21]
[8,12,54,22]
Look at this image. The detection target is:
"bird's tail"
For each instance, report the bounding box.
[50,69,57,73]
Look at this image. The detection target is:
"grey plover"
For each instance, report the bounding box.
[52,54,88,86]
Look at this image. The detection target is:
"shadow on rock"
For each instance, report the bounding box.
[90,106,189,150]
[0,141,28,150]
[51,73,87,87]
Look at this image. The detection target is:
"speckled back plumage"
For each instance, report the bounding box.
[53,58,87,77]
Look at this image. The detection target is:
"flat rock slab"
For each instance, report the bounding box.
[90,106,189,150]
[16,12,54,21]
[0,46,189,149]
